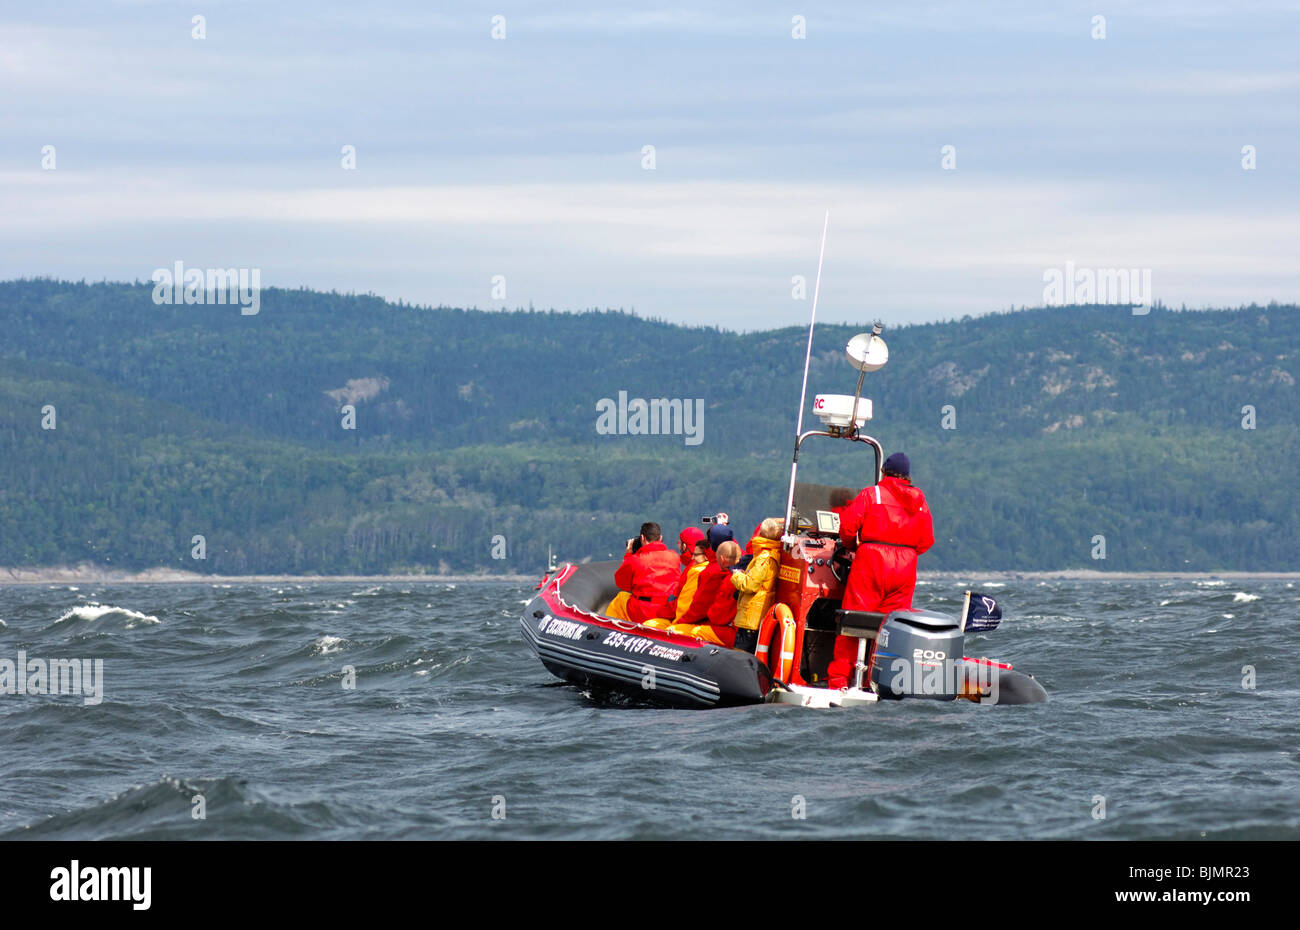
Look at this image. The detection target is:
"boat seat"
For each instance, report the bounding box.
[887,608,960,631]
[835,609,887,639]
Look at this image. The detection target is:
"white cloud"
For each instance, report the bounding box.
[1,2,1296,326]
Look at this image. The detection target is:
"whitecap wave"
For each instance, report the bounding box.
[1232,592,1260,603]
[312,635,346,655]
[56,604,160,626]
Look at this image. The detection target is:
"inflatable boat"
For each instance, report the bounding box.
[521,328,1046,707]
[522,262,1048,708]
[522,556,1046,708]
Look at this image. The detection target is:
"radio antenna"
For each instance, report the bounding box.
[794,211,829,440]
[784,211,829,535]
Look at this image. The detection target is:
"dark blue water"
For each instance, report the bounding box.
[1,578,1295,839]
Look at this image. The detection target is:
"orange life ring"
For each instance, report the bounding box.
[755,603,797,681]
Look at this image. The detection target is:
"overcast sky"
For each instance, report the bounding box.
[2,1,1297,329]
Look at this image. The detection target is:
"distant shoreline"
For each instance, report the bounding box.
[921,570,1299,581]
[1,565,1296,586]
[0,567,537,586]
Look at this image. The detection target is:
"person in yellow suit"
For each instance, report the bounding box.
[673,540,710,621]
[728,518,785,653]
[661,541,742,645]
[659,519,784,650]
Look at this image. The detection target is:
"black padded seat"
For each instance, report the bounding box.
[886,608,960,631]
[835,610,887,638]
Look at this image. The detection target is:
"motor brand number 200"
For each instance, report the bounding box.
[913,648,946,660]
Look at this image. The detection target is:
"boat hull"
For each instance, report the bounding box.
[522,561,1047,707]
[521,561,772,708]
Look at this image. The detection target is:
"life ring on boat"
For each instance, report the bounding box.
[755,603,797,681]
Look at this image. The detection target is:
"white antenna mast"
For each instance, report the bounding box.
[795,211,829,439]
[784,211,829,534]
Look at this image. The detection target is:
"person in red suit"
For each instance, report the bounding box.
[827,452,934,689]
[648,528,709,623]
[675,526,707,568]
[604,522,682,624]
[667,540,742,647]
[673,529,733,627]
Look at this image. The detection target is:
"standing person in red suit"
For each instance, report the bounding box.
[826,453,934,689]
[603,522,682,624]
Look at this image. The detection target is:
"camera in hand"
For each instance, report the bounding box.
[628,536,643,554]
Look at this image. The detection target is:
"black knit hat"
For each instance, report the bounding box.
[882,452,910,477]
[706,523,735,551]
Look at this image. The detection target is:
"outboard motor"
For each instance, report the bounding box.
[871,609,965,700]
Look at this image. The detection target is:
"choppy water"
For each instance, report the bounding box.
[1,578,1296,840]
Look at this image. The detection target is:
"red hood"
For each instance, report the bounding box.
[678,527,707,566]
[882,476,926,515]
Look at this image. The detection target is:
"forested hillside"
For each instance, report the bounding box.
[1,279,1295,573]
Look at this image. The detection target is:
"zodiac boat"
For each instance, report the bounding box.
[521,321,1048,709]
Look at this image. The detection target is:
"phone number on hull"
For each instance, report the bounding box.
[602,631,685,662]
